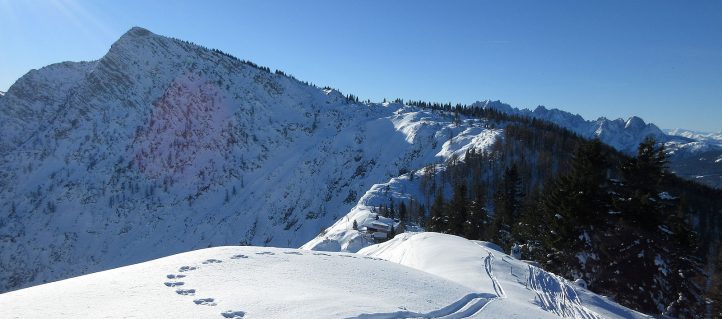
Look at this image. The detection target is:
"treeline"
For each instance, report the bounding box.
[384,105,722,316]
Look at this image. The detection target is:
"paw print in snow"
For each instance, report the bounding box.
[221,310,245,318]
[176,289,196,296]
[194,298,217,306]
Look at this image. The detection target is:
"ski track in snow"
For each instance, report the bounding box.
[348,249,507,319]
[483,250,506,298]
[526,265,603,319]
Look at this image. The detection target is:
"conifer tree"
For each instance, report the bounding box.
[447,183,468,235]
[388,198,396,219]
[490,164,523,246]
[398,201,407,222]
[539,139,609,267]
[429,192,445,232]
[618,136,667,229]
[465,184,487,240]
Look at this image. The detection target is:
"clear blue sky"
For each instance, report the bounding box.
[1,1,720,132]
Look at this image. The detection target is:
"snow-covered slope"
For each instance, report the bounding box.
[474,100,722,188]
[0,27,500,292]
[304,128,500,252]
[664,128,722,148]
[0,233,648,318]
[0,246,474,318]
[359,233,651,319]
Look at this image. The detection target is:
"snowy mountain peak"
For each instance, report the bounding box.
[0,26,506,293]
[104,27,163,59]
[625,115,646,130]
[125,26,153,37]
[472,99,515,114]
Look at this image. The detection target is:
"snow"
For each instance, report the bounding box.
[658,192,675,200]
[0,27,504,292]
[654,254,669,276]
[664,128,722,148]
[302,128,500,253]
[472,101,722,188]
[0,246,474,318]
[358,232,651,319]
[0,233,650,319]
[472,100,666,154]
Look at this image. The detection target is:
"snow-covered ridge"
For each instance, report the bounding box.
[359,233,651,319]
[664,128,722,147]
[0,27,502,292]
[0,233,649,318]
[472,100,669,154]
[473,100,722,188]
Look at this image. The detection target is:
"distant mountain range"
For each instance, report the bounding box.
[473,100,722,188]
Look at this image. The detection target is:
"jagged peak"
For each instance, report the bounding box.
[106,26,163,53]
[624,116,646,129]
[472,100,515,113]
[124,26,153,37]
[533,105,548,112]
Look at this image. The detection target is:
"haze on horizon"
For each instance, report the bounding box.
[0,0,720,132]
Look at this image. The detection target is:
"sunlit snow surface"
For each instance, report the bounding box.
[0,233,649,318]
[359,233,651,319]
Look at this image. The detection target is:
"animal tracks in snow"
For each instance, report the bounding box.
[221,310,246,318]
[164,281,184,287]
[163,253,254,317]
[178,266,197,272]
[176,289,196,296]
[163,250,311,316]
[312,252,330,256]
[194,298,217,306]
